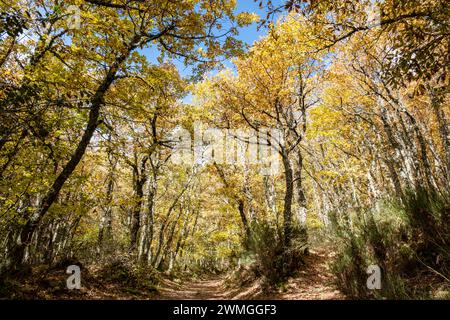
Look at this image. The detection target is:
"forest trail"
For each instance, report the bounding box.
[2,246,343,300]
[158,277,229,300]
[157,247,344,300]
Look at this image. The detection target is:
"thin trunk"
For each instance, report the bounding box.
[213,162,251,237]
[157,205,184,270]
[281,150,294,248]
[152,171,195,267]
[139,176,156,264]
[263,175,277,217]
[129,174,146,252]
[429,86,450,183]
[295,150,307,226]
[98,154,116,247]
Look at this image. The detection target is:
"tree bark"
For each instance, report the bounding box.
[129,157,148,251]
[98,151,117,247]
[281,150,294,248]
[429,86,450,183]
[139,176,157,263]
[213,162,251,238]
[295,150,307,226]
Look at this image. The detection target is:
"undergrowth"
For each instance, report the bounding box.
[329,188,450,299]
[240,220,309,290]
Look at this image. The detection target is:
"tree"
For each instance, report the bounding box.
[196,14,326,248]
[0,0,255,269]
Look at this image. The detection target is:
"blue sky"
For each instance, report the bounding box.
[233,1,268,50]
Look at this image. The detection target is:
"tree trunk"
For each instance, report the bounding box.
[213,162,251,237]
[281,150,294,248]
[429,86,450,183]
[129,175,146,252]
[98,153,116,247]
[295,150,307,226]
[139,176,157,263]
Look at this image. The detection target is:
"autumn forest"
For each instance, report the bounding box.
[0,0,449,300]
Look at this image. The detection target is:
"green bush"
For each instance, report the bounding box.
[329,188,450,299]
[403,189,450,276]
[243,220,308,289]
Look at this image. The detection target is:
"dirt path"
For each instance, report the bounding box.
[157,277,230,300]
[261,247,344,300]
[157,248,344,300]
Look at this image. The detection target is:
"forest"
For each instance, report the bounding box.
[0,0,448,300]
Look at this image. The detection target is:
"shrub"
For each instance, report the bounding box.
[329,188,450,299]
[99,256,159,292]
[243,220,308,289]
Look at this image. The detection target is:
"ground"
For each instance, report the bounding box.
[157,247,344,300]
[0,247,345,300]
